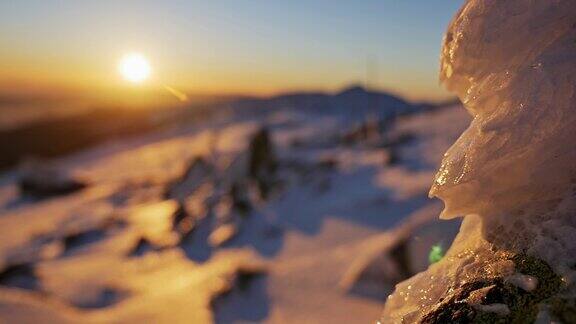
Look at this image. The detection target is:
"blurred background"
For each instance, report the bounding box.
[0,1,467,323]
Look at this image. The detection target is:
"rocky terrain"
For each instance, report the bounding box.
[0,86,468,323]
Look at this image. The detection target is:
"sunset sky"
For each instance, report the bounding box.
[0,1,463,102]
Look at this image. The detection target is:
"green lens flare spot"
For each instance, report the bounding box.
[429,244,444,264]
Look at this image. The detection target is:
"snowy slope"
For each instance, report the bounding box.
[0,100,469,323]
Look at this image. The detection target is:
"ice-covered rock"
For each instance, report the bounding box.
[381,1,576,323]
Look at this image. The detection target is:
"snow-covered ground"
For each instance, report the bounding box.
[0,100,469,323]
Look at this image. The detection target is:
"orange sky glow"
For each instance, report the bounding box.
[0,1,463,103]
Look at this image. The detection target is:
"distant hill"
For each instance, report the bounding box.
[227,85,422,121]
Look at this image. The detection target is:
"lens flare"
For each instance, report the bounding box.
[428,244,444,264]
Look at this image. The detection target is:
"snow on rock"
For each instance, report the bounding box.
[124,200,181,248]
[0,288,81,323]
[165,157,213,202]
[382,1,576,323]
[209,194,242,248]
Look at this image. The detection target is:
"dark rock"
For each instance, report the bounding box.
[211,262,268,299]
[62,229,107,255]
[549,297,576,323]
[235,266,267,292]
[18,164,87,199]
[229,182,251,216]
[421,254,565,324]
[172,203,196,238]
[73,287,126,309]
[0,263,39,290]
[383,147,401,166]
[128,237,155,257]
[341,117,385,145]
[388,240,412,282]
[247,128,277,199]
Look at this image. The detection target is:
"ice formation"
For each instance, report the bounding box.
[381,0,576,322]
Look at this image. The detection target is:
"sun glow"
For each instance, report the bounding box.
[119,53,151,84]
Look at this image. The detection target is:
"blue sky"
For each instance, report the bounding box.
[0,1,464,101]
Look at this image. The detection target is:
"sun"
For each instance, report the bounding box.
[119,53,151,84]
